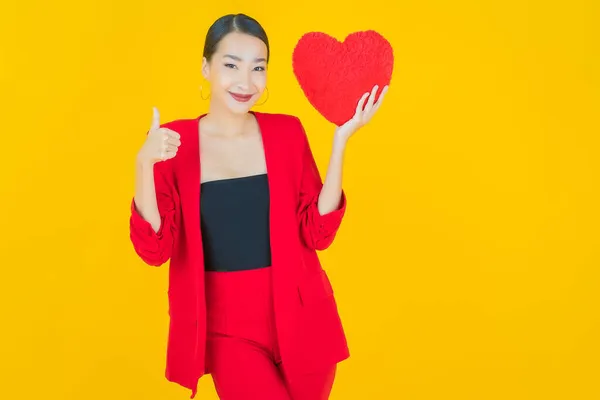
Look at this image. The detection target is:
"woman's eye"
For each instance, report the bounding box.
[254,66,265,72]
[225,63,237,69]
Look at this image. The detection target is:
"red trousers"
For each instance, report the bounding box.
[204,266,337,400]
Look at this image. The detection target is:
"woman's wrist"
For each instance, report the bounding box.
[332,131,349,152]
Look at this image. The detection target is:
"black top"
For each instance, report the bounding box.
[200,173,272,272]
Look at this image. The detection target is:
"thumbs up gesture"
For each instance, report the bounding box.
[137,107,182,165]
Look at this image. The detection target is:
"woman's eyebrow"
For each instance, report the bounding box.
[223,54,266,63]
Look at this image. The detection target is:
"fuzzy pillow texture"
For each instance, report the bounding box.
[292,30,394,126]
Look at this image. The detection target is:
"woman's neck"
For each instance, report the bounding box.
[203,102,253,138]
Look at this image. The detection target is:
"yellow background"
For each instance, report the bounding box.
[1,0,598,399]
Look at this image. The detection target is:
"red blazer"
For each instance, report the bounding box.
[129,111,350,398]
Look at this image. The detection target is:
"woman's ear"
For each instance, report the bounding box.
[201,57,210,80]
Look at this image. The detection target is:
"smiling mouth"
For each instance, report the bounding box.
[229,92,254,103]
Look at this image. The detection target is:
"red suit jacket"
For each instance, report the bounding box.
[129,111,350,398]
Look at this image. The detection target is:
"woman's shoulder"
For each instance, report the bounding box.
[253,111,307,143]
[253,110,301,125]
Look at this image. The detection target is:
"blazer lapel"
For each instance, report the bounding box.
[253,111,301,274]
[176,115,205,321]
[178,115,203,250]
[253,111,283,266]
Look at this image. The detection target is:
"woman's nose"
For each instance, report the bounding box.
[235,71,252,91]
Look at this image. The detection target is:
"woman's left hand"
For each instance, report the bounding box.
[334,84,389,142]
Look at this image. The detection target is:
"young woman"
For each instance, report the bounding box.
[130,13,387,400]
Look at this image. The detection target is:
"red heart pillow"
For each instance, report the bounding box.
[292,30,394,126]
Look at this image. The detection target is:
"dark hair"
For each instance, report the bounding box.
[203,13,270,63]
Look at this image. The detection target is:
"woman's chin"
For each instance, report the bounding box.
[225,98,256,114]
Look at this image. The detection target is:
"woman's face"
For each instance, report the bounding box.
[202,31,268,114]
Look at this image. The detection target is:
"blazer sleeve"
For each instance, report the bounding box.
[295,117,347,251]
[129,160,179,266]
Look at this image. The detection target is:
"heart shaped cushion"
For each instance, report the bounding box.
[292,30,394,126]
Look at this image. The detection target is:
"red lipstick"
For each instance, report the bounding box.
[229,92,254,103]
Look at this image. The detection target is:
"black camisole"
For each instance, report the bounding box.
[200,173,272,272]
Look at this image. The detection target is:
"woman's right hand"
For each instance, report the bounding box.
[137,107,182,165]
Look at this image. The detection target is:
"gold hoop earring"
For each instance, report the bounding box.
[199,83,211,100]
[256,86,269,106]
